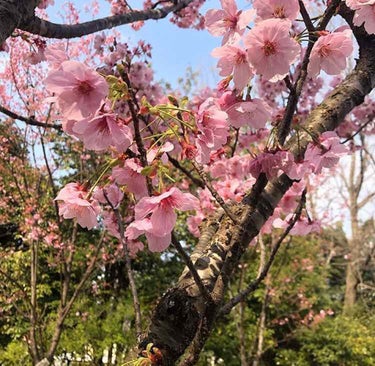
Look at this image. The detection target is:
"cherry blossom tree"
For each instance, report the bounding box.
[0,0,374,365]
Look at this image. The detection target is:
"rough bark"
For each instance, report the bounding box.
[343,137,373,311]
[0,0,39,44]
[138,10,375,365]
[252,287,269,366]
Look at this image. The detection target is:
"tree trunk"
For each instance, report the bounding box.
[137,19,375,364]
[252,288,269,366]
[344,261,359,311]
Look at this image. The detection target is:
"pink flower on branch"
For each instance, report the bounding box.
[308,29,354,77]
[94,183,124,209]
[304,131,349,174]
[253,0,299,21]
[134,187,199,237]
[244,19,300,82]
[226,98,272,129]
[55,183,101,229]
[126,218,172,253]
[345,0,375,10]
[273,215,321,236]
[73,112,133,152]
[125,187,198,252]
[112,158,148,199]
[249,150,297,179]
[44,60,108,120]
[211,44,253,91]
[205,0,255,45]
[195,97,229,164]
[352,4,375,35]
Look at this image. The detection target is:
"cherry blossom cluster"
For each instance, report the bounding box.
[41,0,375,255]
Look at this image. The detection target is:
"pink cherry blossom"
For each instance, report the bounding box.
[44,60,108,120]
[60,119,83,140]
[55,183,101,229]
[112,158,148,199]
[304,131,349,174]
[261,207,282,234]
[94,184,124,209]
[211,45,253,90]
[127,240,145,257]
[102,210,121,239]
[283,158,311,180]
[102,211,145,255]
[187,211,205,237]
[226,98,272,128]
[211,155,250,180]
[214,178,246,202]
[134,187,199,237]
[273,215,321,235]
[72,112,133,152]
[205,0,255,45]
[44,44,69,69]
[126,218,172,252]
[244,19,300,81]
[249,150,296,179]
[308,29,354,77]
[278,181,305,213]
[345,0,375,10]
[218,90,237,109]
[253,0,299,21]
[147,141,175,164]
[352,4,375,35]
[195,98,229,163]
[26,42,46,65]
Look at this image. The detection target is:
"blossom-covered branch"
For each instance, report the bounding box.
[138,9,375,363]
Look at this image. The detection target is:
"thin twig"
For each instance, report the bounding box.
[0,105,62,130]
[46,232,105,361]
[103,190,142,339]
[220,189,307,315]
[30,240,40,361]
[277,0,342,145]
[171,233,212,302]
[120,71,153,195]
[299,0,315,32]
[341,117,374,144]
[39,134,60,223]
[0,268,32,308]
[231,128,240,157]
[192,161,239,224]
[167,154,205,188]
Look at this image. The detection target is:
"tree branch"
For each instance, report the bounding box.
[168,154,205,188]
[104,190,143,340]
[20,0,194,39]
[277,0,342,145]
[138,14,375,363]
[341,116,374,144]
[45,232,104,363]
[0,104,62,130]
[220,190,306,315]
[299,0,315,33]
[358,191,375,210]
[192,160,239,224]
[171,233,212,303]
